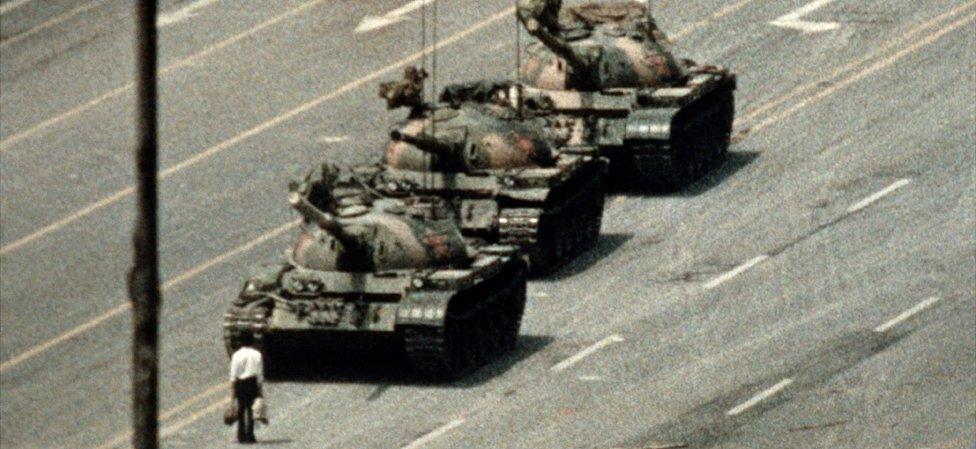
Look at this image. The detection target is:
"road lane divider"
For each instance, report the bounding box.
[356,0,437,33]
[703,255,768,290]
[0,0,33,15]
[701,175,912,291]
[726,378,793,416]
[0,218,300,373]
[873,297,942,333]
[748,12,976,134]
[550,335,624,372]
[157,0,222,27]
[740,1,975,126]
[317,135,350,144]
[769,0,841,33]
[0,0,109,49]
[401,418,466,449]
[846,179,912,214]
[0,0,333,151]
[669,0,757,40]
[0,7,515,256]
[92,382,228,449]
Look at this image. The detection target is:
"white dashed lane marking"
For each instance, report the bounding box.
[317,135,350,144]
[727,378,794,416]
[551,335,625,372]
[874,297,942,333]
[703,255,769,290]
[401,418,465,449]
[846,178,912,214]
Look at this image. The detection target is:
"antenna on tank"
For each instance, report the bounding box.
[515,0,523,119]
[419,0,429,190]
[430,0,438,191]
[413,0,439,192]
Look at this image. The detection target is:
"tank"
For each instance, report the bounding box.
[223,164,528,379]
[370,73,609,275]
[514,0,737,190]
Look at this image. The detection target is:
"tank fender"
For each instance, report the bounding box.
[396,289,453,327]
[624,108,680,142]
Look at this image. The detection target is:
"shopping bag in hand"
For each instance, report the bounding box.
[223,398,238,426]
[253,397,269,424]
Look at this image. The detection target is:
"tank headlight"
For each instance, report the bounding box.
[412,278,424,289]
[503,177,516,187]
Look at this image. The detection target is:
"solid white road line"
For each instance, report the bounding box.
[401,418,465,449]
[551,335,625,372]
[157,0,221,27]
[0,0,333,152]
[727,378,794,416]
[770,0,840,33]
[703,255,769,290]
[874,296,942,333]
[846,178,912,214]
[0,0,108,48]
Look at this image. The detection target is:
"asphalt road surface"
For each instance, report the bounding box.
[1,0,974,448]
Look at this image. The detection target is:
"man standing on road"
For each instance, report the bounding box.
[229,332,263,444]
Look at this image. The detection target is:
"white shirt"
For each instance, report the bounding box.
[229,346,263,382]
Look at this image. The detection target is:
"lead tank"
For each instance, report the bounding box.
[367,71,609,275]
[223,165,528,379]
[515,0,737,190]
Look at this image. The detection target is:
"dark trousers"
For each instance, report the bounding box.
[233,377,260,443]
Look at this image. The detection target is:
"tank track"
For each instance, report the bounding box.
[498,165,607,275]
[399,262,527,380]
[627,83,735,191]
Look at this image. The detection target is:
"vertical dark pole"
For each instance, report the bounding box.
[130,1,160,449]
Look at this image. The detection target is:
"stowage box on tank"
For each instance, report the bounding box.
[368,73,609,276]
[512,0,737,190]
[223,165,528,380]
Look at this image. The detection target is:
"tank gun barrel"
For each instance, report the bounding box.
[390,129,457,160]
[288,191,360,249]
[518,15,590,75]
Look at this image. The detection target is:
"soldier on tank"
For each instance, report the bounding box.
[379,66,429,117]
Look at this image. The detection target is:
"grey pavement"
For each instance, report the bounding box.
[0,0,973,448]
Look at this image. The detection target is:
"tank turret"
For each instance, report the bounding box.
[384,103,557,172]
[517,0,687,91]
[287,165,471,272]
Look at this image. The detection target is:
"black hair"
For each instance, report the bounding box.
[237,331,255,347]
